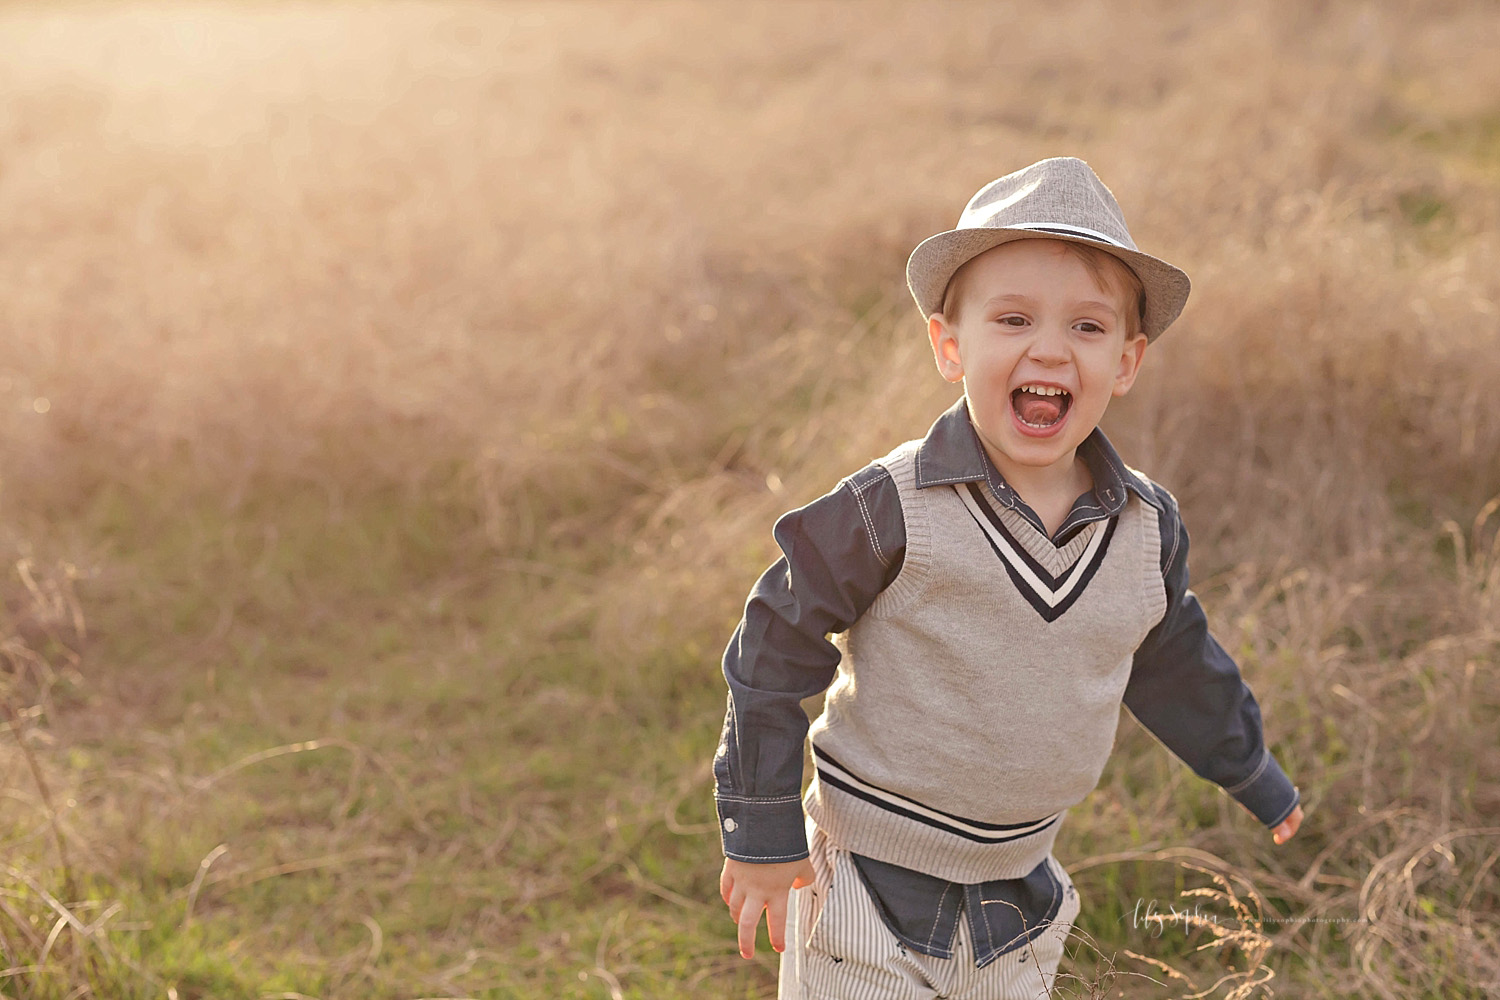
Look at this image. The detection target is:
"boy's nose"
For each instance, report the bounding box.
[1025,324,1071,364]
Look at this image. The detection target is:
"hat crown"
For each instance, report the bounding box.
[905,156,1190,340]
[957,157,1138,252]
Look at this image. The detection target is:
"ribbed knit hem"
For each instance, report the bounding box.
[804,772,1065,883]
[869,443,932,615]
[1137,492,1169,628]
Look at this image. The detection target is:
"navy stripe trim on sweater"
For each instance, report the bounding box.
[963,483,1078,588]
[958,483,1119,622]
[813,746,1060,844]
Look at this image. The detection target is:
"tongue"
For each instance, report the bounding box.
[1017,392,1063,425]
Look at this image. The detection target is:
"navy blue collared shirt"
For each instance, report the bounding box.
[715,397,1299,966]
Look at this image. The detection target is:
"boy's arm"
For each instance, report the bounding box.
[715,463,904,862]
[715,464,903,957]
[1123,487,1301,832]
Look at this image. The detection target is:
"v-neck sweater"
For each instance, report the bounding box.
[804,438,1167,883]
[714,398,1301,965]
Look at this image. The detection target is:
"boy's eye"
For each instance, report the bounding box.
[1075,321,1106,334]
[996,315,1028,327]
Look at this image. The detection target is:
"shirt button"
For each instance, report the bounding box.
[723,818,738,833]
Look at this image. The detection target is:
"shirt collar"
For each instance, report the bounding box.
[912,395,1160,515]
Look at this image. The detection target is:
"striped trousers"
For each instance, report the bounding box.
[779,822,1080,1000]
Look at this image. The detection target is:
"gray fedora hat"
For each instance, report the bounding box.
[907,157,1190,341]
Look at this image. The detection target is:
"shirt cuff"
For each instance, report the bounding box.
[714,792,809,863]
[1223,747,1300,827]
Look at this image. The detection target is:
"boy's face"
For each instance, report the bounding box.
[927,239,1147,485]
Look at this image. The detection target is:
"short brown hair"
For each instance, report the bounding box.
[939,240,1146,339]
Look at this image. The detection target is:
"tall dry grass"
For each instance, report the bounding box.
[1,1,1497,997]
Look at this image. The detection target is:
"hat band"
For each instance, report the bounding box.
[1001,222,1128,249]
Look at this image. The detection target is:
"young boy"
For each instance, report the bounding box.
[714,157,1304,999]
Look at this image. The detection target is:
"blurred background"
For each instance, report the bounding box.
[1,2,1496,997]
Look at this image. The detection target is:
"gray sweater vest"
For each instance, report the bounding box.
[804,440,1167,882]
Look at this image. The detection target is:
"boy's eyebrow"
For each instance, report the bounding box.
[977,293,1037,312]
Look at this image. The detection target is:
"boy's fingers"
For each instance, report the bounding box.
[766,889,789,953]
[1272,804,1305,844]
[737,898,764,959]
[727,885,746,924]
[790,859,816,889]
[720,863,734,906]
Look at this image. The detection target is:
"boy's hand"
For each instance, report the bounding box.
[719,857,816,959]
[1272,804,1304,844]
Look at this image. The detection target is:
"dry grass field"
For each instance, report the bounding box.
[1,1,1497,997]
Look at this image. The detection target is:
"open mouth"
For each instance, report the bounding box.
[1011,384,1073,429]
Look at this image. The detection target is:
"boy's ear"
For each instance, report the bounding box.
[1111,333,1148,397]
[928,314,964,383]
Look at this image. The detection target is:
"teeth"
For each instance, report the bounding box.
[1018,384,1068,396]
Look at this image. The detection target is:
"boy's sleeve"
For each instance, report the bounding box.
[715,463,905,863]
[1123,487,1300,828]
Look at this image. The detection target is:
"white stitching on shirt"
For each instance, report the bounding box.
[917,473,985,487]
[848,476,890,568]
[1162,490,1183,576]
[724,850,807,863]
[1268,790,1301,828]
[976,880,996,946]
[1223,747,1270,794]
[1053,497,1118,542]
[925,881,954,951]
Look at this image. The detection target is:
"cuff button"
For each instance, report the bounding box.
[723,818,738,833]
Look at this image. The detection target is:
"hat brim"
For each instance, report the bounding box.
[906,228,1191,341]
